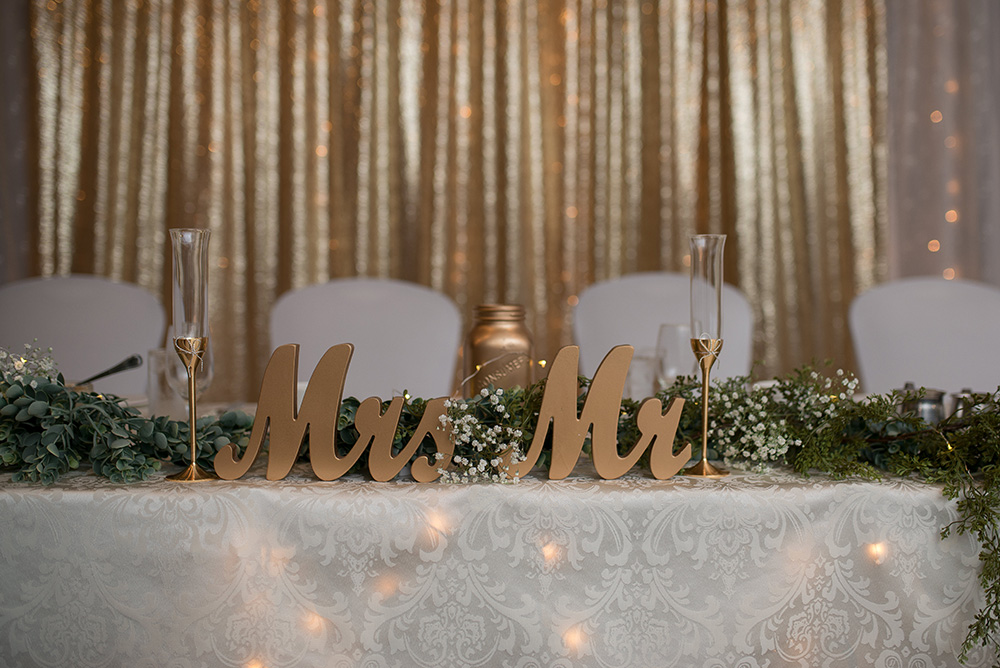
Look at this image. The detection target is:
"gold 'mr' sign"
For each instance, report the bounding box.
[214,344,689,481]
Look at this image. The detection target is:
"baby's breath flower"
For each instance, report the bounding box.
[438,386,524,484]
[1,342,58,384]
[700,367,856,473]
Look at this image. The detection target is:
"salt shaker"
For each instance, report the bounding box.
[951,388,975,419]
[900,382,945,424]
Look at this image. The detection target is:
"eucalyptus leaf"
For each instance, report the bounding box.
[27,400,48,418]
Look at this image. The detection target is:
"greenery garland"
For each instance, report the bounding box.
[0,345,996,662]
[0,344,254,484]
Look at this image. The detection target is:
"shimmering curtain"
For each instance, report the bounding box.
[26,0,886,401]
[886,0,1000,287]
[0,2,36,283]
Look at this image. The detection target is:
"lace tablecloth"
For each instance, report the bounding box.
[0,465,994,668]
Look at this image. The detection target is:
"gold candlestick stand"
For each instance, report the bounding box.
[683,338,729,478]
[167,336,218,481]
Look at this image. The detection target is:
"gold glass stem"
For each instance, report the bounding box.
[683,338,729,478]
[186,365,197,467]
[699,359,712,467]
[167,337,218,482]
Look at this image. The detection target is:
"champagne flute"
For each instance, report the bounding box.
[167,228,217,481]
[684,234,729,478]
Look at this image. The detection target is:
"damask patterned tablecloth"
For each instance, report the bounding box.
[0,465,994,668]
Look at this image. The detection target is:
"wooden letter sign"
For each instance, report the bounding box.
[214,343,688,482]
[214,344,450,482]
[510,345,690,480]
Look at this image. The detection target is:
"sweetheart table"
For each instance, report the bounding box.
[0,464,994,668]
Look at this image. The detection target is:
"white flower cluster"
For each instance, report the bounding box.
[779,369,860,424]
[436,387,526,483]
[711,369,859,473]
[712,387,797,473]
[0,342,58,386]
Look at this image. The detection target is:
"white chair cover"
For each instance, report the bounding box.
[269,278,462,400]
[0,275,165,396]
[849,276,1000,394]
[572,271,755,380]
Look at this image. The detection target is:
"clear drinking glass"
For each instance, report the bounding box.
[625,347,660,399]
[686,234,728,477]
[167,228,217,481]
[655,323,694,390]
[171,229,211,340]
[690,235,725,342]
[146,348,187,419]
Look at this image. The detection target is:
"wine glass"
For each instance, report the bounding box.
[685,234,728,478]
[166,228,217,482]
[625,347,659,399]
[655,323,694,391]
[146,348,186,419]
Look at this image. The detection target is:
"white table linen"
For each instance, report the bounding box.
[0,465,994,668]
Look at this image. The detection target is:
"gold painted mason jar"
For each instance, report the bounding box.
[463,304,533,395]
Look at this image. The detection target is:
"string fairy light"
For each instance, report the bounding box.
[541,542,561,563]
[866,542,887,565]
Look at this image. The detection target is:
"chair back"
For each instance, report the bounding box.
[572,271,755,380]
[849,276,1000,394]
[0,275,165,396]
[269,278,462,400]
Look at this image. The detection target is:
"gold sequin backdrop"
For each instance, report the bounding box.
[28,0,885,401]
